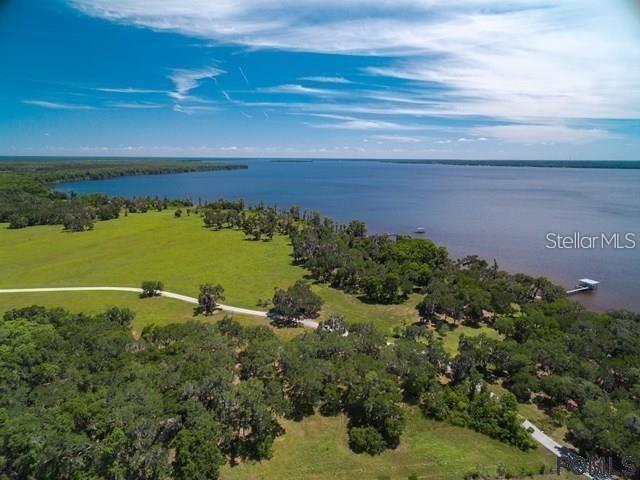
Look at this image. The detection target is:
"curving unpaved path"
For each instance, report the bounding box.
[0,287,319,329]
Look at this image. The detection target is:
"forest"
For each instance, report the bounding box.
[0,306,533,480]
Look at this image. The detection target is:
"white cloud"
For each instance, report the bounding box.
[299,76,352,84]
[23,100,95,110]
[238,67,250,86]
[471,124,611,144]
[169,66,225,101]
[70,0,640,123]
[173,104,220,114]
[108,102,166,109]
[260,84,339,97]
[308,116,423,131]
[372,135,423,143]
[95,87,165,94]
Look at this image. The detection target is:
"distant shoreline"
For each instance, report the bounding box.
[375,159,640,169]
[2,156,639,170]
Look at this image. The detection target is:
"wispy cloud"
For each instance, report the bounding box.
[173,104,220,115]
[471,124,611,144]
[238,67,250,86]
[169,66,225,102]
[300,76,352,84]
[23,100,95,110]
[372,135,423,143]
[307,115,423,131]
[108,102,166,109]
[260,84,340,97]
[94,87,165,94]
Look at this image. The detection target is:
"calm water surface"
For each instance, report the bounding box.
[58,160,640,312]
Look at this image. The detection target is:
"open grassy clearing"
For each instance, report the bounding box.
[0,210,422,331]
[221,407,560,480]
[0,211,300,308]
[314,286,422,333]
[436,323,504,356]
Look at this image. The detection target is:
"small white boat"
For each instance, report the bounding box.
[415,227,426,234]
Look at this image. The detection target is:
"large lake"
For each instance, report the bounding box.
[58,159,640,312]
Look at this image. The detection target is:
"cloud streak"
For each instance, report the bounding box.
[471,125,611,144]
[372,135,423,143]
[23,100,95,110]
[306,115,424,131]
[95,87,165,94]
[300,76,352,84]
[108,102,166,109]
[259,84,341,97]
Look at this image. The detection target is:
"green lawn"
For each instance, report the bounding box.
[221,407,558,480]
[0,211,421,332]
[0,211,301,308]
[315,286,422,333]
[437,323,504,356]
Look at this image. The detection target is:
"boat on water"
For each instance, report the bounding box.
[415,227,426,234]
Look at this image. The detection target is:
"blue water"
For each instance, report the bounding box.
[57,159,640,311]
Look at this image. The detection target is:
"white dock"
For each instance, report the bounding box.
[567,278,600,295]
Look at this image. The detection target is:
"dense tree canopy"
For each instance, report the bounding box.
[0,306,543,479]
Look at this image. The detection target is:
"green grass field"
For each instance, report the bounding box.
[0,210,421,331]
[221,407,559,480]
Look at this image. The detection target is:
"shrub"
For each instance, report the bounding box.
[103,307,135,328]
[348,426,386,455]
[140,280,164,298]
[8,215,29,229]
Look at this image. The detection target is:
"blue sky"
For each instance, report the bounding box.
[1,0,639,159]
